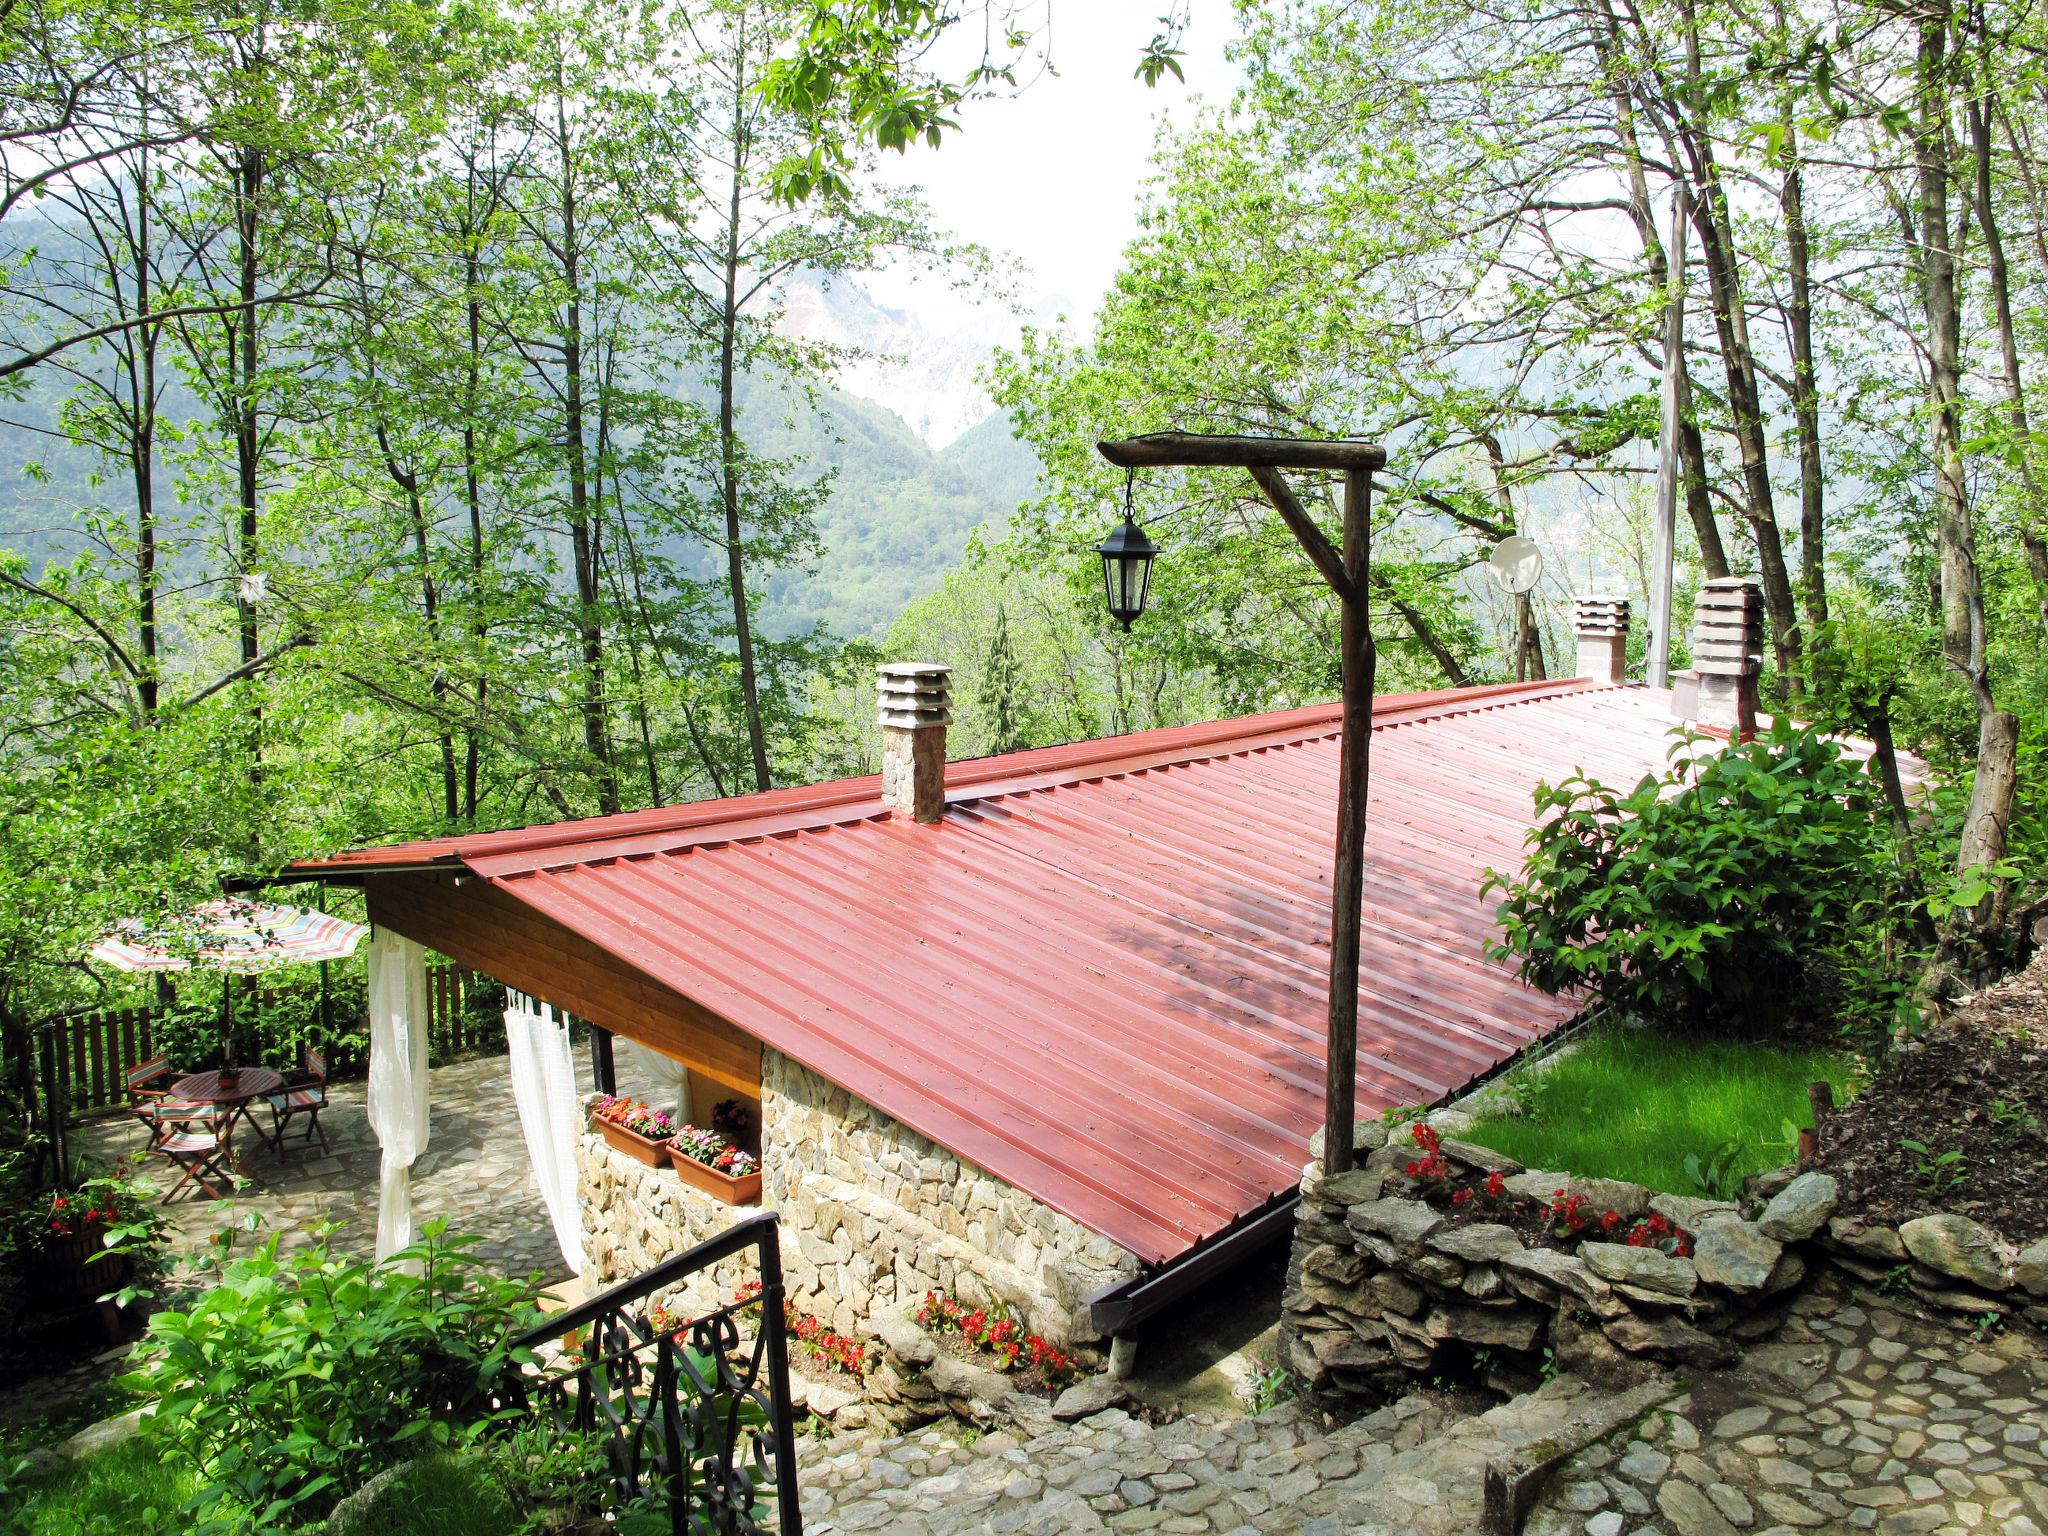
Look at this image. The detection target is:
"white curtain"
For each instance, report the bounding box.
[504,992,586,1275]
[367,930,432,1263]
[615,1035,691,1121]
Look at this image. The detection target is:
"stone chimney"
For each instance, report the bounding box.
[1690,576,1763,737]
[1571,594,1631,685]
[878,663,951,823]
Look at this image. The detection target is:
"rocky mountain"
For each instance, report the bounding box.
[773,275,1001,452]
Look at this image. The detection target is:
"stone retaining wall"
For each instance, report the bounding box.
[576,1049,1139,1359]
[1282,1125,1841,1418]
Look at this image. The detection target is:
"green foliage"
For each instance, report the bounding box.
[1484,723,1904,1032]
[1460,1029,1860,1195]
[123,1221,542,1532]
[1682,1139,1744,1200]
[1898,1138,1968,1196]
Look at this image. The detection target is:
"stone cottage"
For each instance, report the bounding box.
[286,599,1721,1355]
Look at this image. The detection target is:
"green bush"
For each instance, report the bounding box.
[122,1221,542,1533]
[1483,722,1904,1032]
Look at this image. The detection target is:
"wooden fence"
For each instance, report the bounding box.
[29,963,489,1123]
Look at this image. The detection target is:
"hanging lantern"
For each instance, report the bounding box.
[1096,470,1160,631]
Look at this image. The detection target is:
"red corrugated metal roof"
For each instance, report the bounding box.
[292,679,1706,1266]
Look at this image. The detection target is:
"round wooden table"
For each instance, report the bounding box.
[171,1068,285,1159]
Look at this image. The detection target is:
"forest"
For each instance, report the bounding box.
[2,0,2045,1032]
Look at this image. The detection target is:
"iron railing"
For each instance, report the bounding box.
[506,1210,802,1535]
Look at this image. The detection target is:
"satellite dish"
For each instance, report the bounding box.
[1487,535,1544,596]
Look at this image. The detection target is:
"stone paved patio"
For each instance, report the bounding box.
[72,1051,571,1288]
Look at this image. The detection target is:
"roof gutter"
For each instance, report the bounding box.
[221,858,467,892]
[1085,1191,1301,1338]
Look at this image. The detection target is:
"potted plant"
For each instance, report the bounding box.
[667,1123,762,1205]
[588,1095,676,1166]
[19,1172,166,1342]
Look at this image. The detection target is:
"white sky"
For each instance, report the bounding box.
[864,0,1243,336]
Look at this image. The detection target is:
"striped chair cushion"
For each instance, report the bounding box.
[141,1098,206,1119]
[125,1054,170,1089]
[159,1129,220,1155]
[268,1088,325,1111]
[305,1048,327,1080]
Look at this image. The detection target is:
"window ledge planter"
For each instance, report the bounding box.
[589,1111,673,1167]
[667,1145,762,1205]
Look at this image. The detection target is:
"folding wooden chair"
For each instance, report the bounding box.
[151,1107,237,1203]
[124,1053,202,1150]
[267,1045,331,1158]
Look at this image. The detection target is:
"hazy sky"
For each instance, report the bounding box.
[866,1,1242,335]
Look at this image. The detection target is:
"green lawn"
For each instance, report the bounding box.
[1459,1028,1862,1197]
[2,1436,196,1536]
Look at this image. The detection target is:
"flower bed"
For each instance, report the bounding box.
[1404,1125,1695,1258]
[588,1095,675,1166]
[912,1289,1082,1392]
[1282,1120,1832,1416]
[648,1283,869,1381]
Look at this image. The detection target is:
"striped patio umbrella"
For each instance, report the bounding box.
[89,899,369,974]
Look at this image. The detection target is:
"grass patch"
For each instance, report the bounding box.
[2,1435,197,1536]
[1460,1028,1861,1197]
[329,1454,521,1536]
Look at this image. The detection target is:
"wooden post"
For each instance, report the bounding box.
[1323,470,1376,1174]
[1094,433,1386,1177]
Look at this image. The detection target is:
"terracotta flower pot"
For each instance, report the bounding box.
[667,1146,762,1206]
[590,1112,672,1167]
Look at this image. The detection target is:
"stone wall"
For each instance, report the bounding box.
[576,1050,1138,1355]
[760,1049,1136,1348]
[1282,1126,1847,1418]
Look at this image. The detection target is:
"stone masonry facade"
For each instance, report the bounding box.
[577,1047,1138,1352]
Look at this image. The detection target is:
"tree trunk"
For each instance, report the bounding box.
[1781,117,1828,635]
[1914,6,2017,922]
[1670,0,1802,690]
[234,142,264,773]
[132,159,159,717]
[556,89,618,815]
[1969,88,2048,634]
[460,170,491,824]
[719,28,773,794]
[1596,4,1730,580]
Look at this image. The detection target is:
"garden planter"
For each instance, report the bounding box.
[25,1223,132,1307]
[668,1147,762,1205]
[590,1112,672,1167]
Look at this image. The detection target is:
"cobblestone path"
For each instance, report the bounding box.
[70,1051,569,1286]
[797,1377,1662,1536]
[1528,1282,2048,1536]
[799,1278,2048,1536]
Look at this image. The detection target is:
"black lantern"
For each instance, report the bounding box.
[1096,470,1160,630]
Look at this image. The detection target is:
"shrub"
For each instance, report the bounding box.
[123,1221,541,1533]
[1483,722,1902,1032]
